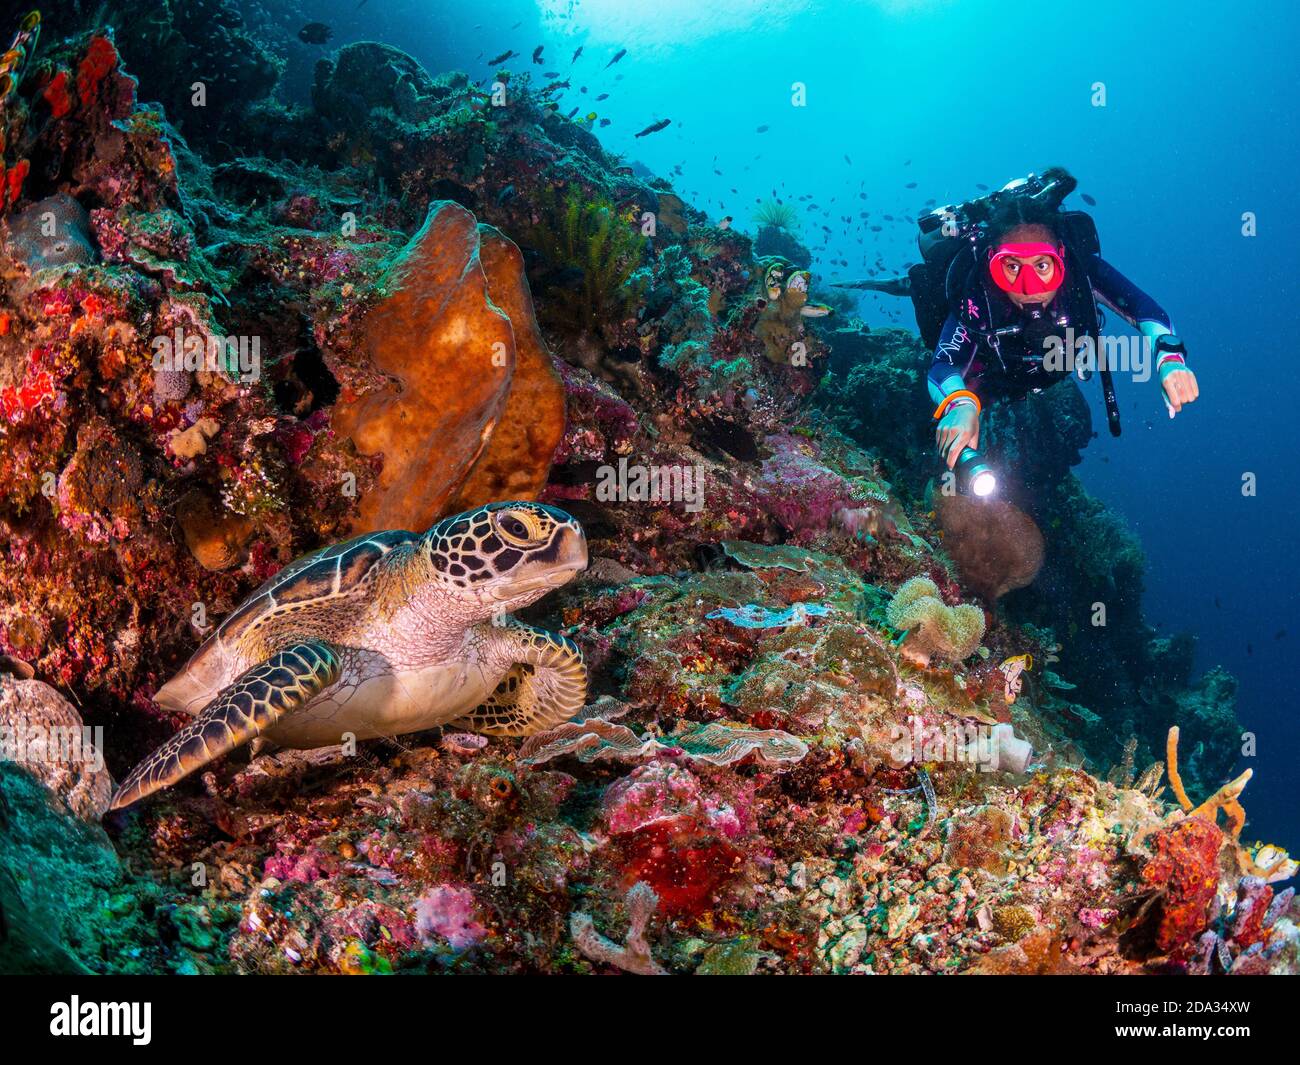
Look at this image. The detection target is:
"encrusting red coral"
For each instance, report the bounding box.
[1141,816,1226,954]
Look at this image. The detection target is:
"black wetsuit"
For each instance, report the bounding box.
[927,254,1175,408]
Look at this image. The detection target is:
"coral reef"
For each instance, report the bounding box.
[0,14,1279,980]
[816,322,1241,794]
[526,185,648,361]
[885,576,986,667]
[752,201,811,267]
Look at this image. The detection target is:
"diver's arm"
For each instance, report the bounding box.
[928,314,981,466]
[926,314,978,406]
[1089,256,1199,415]
[1088,255,1174,338]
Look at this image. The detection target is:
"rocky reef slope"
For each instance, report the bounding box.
[0,15,1291,975]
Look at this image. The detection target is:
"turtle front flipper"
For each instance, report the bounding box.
[456,624,586,736]
[110,641,340,811]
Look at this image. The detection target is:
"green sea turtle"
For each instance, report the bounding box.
[110,502,588,811]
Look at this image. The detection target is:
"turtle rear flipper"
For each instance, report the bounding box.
[110,641,340,811]
[455,625,586,736]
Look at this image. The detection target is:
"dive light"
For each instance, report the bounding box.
[955,446,997,497]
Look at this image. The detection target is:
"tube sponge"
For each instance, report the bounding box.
[885,576,986,667]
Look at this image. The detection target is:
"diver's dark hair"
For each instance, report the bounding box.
[987,196,1062,243]
[986,166,1075,243]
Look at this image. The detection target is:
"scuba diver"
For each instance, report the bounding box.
[835,168,1199,493]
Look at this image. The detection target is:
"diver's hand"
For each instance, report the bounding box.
[936,403,980,469]
[1161,365,1199,415]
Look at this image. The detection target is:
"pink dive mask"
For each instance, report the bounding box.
[988,242,1066,295]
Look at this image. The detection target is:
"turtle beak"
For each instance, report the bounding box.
[492,524,588,602]
[554,523,588,575]
[532,524,587,589]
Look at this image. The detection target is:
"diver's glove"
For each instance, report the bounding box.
[1154,335,1199,416]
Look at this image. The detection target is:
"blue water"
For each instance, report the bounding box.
[267,0,1296,848]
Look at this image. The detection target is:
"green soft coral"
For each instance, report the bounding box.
[528,186,647,337]
[885,576,985,668]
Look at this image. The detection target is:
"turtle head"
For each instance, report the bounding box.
[423,502,587,618]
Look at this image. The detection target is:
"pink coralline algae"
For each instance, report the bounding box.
[414,886,488,951]
[263,846,332,884]
[549,358,639,466]
[1078,907,1118,930]
[755,432,882,535]
[601,762,746,840]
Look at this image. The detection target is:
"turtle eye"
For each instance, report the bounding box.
[495,510,535,546]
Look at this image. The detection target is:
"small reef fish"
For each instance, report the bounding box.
[571,46,583,62]
[755,124,769,133]
[606,48,626,68]
[598,118,610,127]
[634,119,670,138]
[532,46,544,63]
[298,22,333,45]
[488,50,516,65]
[1081,193,1097,205]
[596,92,608,101]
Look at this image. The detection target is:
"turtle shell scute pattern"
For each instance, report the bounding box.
[215,529,418,646]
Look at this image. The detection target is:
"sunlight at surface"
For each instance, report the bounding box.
[536,0,817,46]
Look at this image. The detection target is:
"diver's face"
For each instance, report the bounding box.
[989,225,1065,308]
[1002,258,1059,307]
